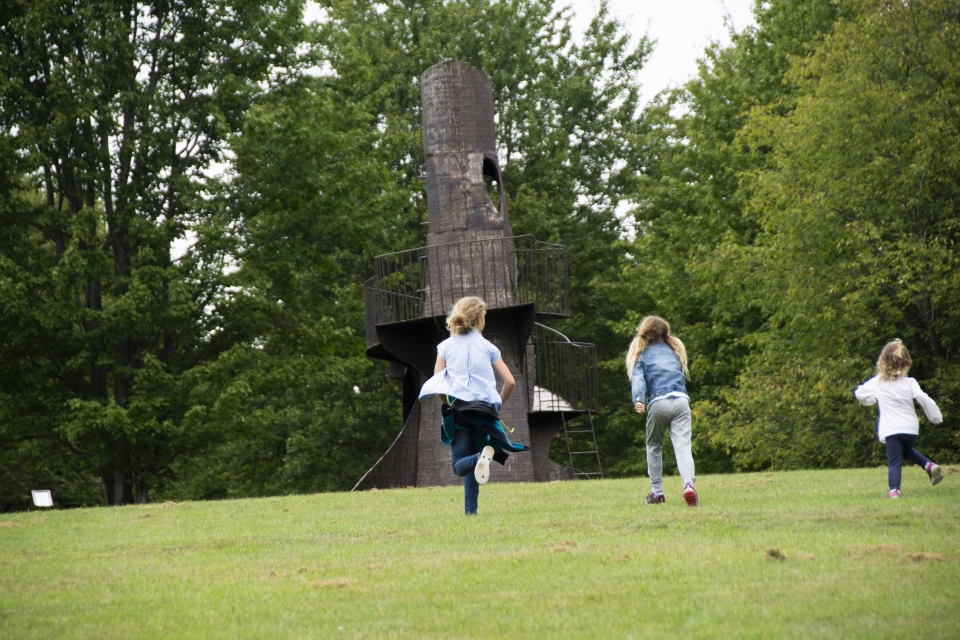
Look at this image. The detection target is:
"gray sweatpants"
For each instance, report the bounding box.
[646,396,696,493]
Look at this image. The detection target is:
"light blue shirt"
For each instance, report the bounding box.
[419,330,503,409]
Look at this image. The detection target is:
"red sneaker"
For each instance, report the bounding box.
[925,462,943,486]
[888,489,901,499]
[683,483,699,507]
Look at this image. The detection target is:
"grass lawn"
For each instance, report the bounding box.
[1,467,958,639]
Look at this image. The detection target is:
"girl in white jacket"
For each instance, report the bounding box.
[855,339,944,498]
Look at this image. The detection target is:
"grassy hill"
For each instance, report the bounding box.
[2,467,958,638]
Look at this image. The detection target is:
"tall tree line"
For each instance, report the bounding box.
[0,0,315,507]
[621,0,959,475]
[1,0,957,510]
[0,0,651,508]
[713,0,960,469]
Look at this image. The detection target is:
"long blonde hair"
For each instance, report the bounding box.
[877,338,911,382]
[446,296,486,336]
[625,316,689,378]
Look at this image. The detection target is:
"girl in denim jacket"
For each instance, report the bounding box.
[627,316,698,506]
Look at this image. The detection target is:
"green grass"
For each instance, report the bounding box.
[1,467,958,639]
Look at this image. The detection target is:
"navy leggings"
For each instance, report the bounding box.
[450,428,481,514]
[885,433,931,491]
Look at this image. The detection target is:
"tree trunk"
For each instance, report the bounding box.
[99,438,132,506]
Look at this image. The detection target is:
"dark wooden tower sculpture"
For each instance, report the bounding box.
[355,60,601,491]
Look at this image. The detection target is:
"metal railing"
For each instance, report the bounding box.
[366,235,568,327]
[363,278,380,348]
[529,323,599,414]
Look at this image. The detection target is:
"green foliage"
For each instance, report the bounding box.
[159,83,406,500]
[715,0,960,468]
[313,0,650,268]
[4,0,958,506]
[0,0,653,507]
[620,0,959,473]
[311,0,654,475]
[0,0,311,507]
[609,0,846,476]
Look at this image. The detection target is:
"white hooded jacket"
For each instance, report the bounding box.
[855,376,942,443]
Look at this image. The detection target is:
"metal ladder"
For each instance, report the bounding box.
[531,322,603,480]
[560,410,603,479]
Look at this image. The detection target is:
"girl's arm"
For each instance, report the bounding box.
[492,358,515,404]
[433,356,447,403]
[911,379,944,424]
[630,359,646,410]
[854,377,878,406]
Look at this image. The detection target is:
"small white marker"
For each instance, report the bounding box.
[31,490,53,508]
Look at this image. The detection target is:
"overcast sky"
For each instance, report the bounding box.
[302,1,758,102]
[565,0,757,103]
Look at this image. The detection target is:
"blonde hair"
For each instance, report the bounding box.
[446,296,486,336]
[877,339,911,382]
[625,315,689,378]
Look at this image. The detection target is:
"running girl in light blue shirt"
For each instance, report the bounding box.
[419,296,528,515]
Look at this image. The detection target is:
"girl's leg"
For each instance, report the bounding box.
[462,472,480,515]
[885,435,905,491]
[668,398,696,487]
[451,431,480,477]
[897,434,932,469]
[896,433,942,485]
[450,428,480,514]
[646,404,668,494]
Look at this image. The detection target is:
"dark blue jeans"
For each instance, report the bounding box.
[450,428,481,514]
[885,433,931,491]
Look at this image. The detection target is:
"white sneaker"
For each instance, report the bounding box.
[475,446,495,484]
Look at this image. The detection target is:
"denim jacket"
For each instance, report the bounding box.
[630,341,687,405]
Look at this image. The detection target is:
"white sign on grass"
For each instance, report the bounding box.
[31,490,53,508]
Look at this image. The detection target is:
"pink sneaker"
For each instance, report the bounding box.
[683,483,699,507]
[645,492,665,505]
[888,489,901,499]
[925,462,943,486]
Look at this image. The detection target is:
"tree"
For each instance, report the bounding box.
[607,0,846,476]
[715,0,960,468]
[0,0,656,507]
[158,79,409,499]
[0,0,310,506]
[308,0,654,475]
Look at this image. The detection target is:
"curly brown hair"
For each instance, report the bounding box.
[877,339,911,382]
